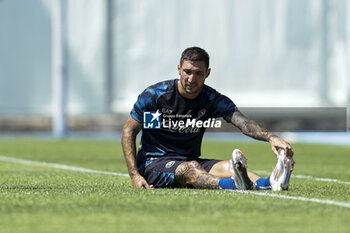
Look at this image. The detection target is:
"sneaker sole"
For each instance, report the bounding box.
[270,151,294,191]
[231,150,254,190]
[281,157,294,190]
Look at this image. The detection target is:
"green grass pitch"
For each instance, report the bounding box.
[0,140,349,233]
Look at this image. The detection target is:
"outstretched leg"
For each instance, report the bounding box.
[209,160,261,183]
[209,149,295,191]
[209,149,273,190]
[174,156,252,190]
[175,160,221,189]
[209,159,272,190]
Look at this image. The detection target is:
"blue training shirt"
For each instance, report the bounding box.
[131,79,238,163]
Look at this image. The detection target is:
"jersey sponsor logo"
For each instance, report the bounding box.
[165,161,175,169]
[161,108,173,114]
[143,110,162,129]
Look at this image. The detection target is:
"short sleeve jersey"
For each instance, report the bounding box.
[131,79,238,163]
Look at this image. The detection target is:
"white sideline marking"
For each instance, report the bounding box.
[294,175,350,185]
[0,155,129,177]
[1,155,350,209]
[253,170,350,185]
[235,190,350,209]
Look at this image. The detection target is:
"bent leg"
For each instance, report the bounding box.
[209,160,261,183]
[175,160,220,189]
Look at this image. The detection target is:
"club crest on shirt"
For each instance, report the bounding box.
[197,109,207,118]
[165,161,175,169]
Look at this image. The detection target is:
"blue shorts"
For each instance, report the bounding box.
[138,155,221,188]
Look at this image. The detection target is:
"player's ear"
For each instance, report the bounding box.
[205,68,211,78]
[177,64,181,75]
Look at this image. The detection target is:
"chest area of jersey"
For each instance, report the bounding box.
[158,93,211,120]
[155,92,220,133]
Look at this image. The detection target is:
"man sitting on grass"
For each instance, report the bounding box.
[122,47,294,191]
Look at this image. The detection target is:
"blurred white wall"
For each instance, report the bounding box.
[0,0,349,116]
[0,0,52,114]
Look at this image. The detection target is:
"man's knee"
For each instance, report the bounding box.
[208,160,232,178]
[175,160,202,186]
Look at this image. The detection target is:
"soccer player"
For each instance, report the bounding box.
[122,47,294,191]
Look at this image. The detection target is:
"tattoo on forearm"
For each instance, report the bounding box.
[242,119,270,140]
[175,161,220,189]
[227,112,273,142]
[121,116,142,178]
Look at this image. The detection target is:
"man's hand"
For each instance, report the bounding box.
[131,174,154,189]
[269,136,294,158]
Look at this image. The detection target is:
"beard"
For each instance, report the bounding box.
[180,79,203,96]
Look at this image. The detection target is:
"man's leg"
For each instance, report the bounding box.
[175,160,221,189]
[210,149,295,191]
[174,155,253,190]
[209,160,272,190]
[209,160,261,183]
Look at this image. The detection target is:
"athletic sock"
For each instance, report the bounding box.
[255,177,272,190]
[218,178,237,190]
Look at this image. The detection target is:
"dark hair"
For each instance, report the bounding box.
[180,47,210,69]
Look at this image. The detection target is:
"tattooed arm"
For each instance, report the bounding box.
[226,111,294,158]
[121,115,153,189]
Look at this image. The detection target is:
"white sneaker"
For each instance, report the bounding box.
[269,150,294,191]
[231,149,254,190]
